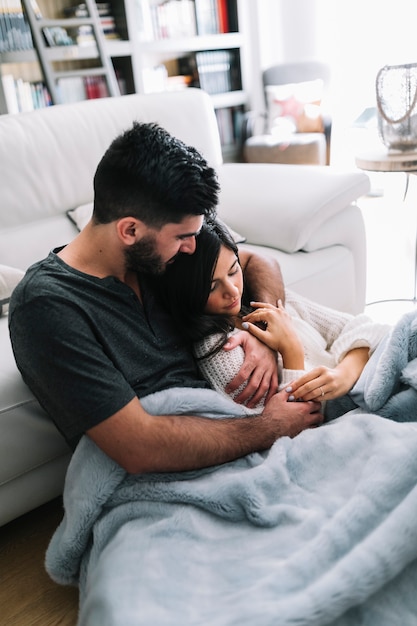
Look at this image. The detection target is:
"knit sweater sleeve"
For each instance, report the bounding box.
[279,367,307,390]
[193,330,265,412]
[285,288,390,363]
[327,314,390,363]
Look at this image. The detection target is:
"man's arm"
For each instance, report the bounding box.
[87,391,323,474]
[223,249,285,406]
[238,248,285,305]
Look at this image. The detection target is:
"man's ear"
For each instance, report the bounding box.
[116,218,146,244]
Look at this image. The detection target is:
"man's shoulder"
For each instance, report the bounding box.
[10,252,80,314]
[13,254,59,293]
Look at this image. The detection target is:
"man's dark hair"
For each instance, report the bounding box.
[92,122,219,228]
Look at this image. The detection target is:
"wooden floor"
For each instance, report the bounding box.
[0,497,79,626]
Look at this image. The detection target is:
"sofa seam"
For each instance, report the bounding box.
[0,397,39,414]
[0,450,71,487]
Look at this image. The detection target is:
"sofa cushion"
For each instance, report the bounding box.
[265,80,324,135]
[0,214,79,272]
[217,163,370,254]
[0,315,72,524]
[67,203,95,231]
[0,265,25,316]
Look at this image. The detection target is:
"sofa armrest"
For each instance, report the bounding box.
[216,163,370,253]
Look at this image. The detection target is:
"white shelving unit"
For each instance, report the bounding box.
[124,0,255,159]
[0,0,259,160]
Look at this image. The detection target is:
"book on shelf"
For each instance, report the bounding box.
[194,0,237,35]
[1,72,51,112]
[136,0,197,41]
[0,0,33,52]
[1,73,19,113]
[225,0,238,32]
[62,3,112,18]
[178,48,241,95]
[42,2,120,47]
[194,0,218,35]
[135,0,237,42]
[215,104,244,149]
[57,74,110,102]
[42,26,74,46]
[216,0,229,34]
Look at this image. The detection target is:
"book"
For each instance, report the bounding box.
[1,73,51,112]
[194,0,218,35]
[135,0,154,41]
[63,3,111,18]
[226,0,238,32]
[1,73,19,113]
[0,0,33,51]
[57,76,86,103]
[217,0,229,33]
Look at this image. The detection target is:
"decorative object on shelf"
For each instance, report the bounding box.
[376,62,417,151]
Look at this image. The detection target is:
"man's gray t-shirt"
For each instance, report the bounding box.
[9,252,208,448]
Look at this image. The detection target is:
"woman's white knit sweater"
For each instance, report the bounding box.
[193,289,390,413]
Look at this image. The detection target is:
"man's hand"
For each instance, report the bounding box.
[261,388,323,437]
[223,330,278,407]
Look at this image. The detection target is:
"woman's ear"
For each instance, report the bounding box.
[116,218,145,245]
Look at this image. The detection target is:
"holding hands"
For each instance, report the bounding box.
[241,300,305,370]
[241,300,369,403]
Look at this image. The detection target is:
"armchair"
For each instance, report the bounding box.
[242,61,332,166]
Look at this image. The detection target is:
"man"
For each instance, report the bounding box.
[9,122,322,475]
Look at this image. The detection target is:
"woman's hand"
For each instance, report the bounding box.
[223,330,279,408]
[241,300,304,370]
[286,347,370,402]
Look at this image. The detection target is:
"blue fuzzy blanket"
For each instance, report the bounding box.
[329,309,417,420]
[45,311,417,625]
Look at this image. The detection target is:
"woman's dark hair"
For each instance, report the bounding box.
[93,122,219,227]
[155,219,244,353]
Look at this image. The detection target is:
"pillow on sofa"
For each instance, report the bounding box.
[67,204,246,243]
[67,203,94,232]
[265,79,324,136]
[0,265,25,316]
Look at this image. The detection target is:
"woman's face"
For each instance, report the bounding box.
[205,245,243,317]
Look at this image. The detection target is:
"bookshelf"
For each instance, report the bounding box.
[0,0,256,160]
[125,0,252,160]
[0,0,136,113]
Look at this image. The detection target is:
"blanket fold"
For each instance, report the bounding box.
[45,386,417,626]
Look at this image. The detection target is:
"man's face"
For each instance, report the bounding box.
[125,215,204,275]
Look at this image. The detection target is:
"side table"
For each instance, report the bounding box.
[355,147,417,307]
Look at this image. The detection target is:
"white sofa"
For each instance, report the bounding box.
[0,88,370,526]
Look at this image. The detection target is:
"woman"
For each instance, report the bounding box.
[155,219,389,413]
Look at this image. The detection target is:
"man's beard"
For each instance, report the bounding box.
[124,234,167,275]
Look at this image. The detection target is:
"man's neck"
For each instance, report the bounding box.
[57,222,129,283]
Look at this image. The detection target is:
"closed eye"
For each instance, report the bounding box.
[210,259,240,292]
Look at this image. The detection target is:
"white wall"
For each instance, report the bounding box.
[256,0,417,122]
[253,0,417,165]
[257,0,317,68]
